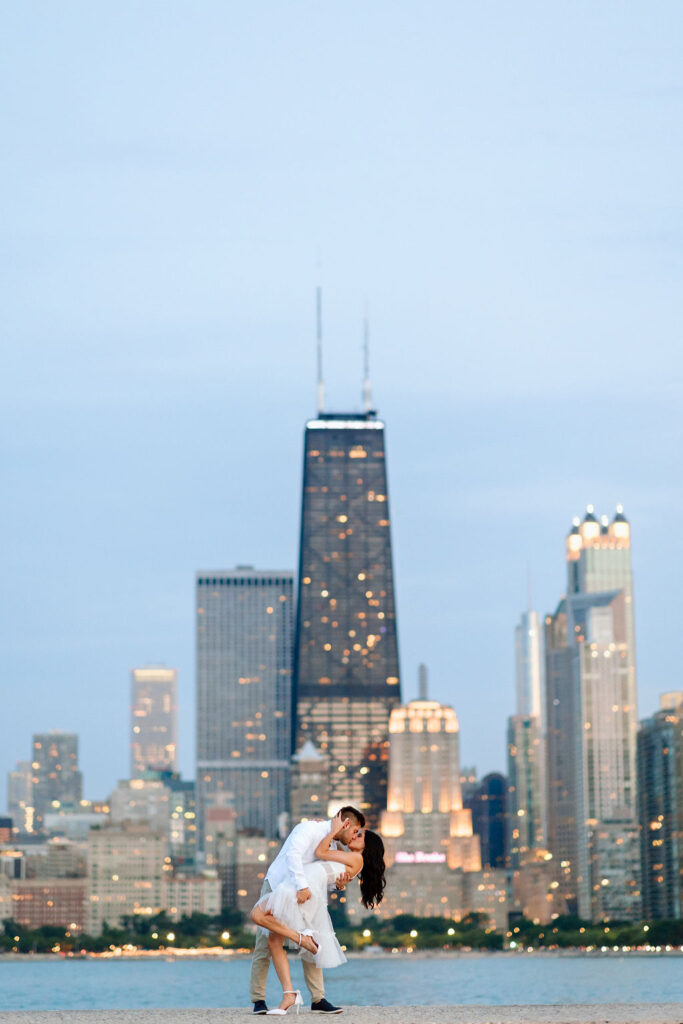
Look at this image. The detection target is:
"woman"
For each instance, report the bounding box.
[250,813,386,1015]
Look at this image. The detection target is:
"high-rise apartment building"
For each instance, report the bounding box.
[508,609,547,866]
[130,666,178,776]
[31,733,83,832]
[637,693,683,919]
[196,567,294,841]
[545,507,641,921]
[293,411,401,818]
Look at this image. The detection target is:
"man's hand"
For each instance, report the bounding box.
[335,870,351,891]
[296,887,312,904]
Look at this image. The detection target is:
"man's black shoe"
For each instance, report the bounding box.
[252,1000,268,1014]
[311,999,343,1014]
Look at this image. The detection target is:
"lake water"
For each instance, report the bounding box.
[1,953,681,1010]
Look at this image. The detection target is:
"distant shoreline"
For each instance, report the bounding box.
[1,947,682,963]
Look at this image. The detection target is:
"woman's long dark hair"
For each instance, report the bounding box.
[359,830,386,909]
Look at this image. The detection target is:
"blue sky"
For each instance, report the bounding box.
[1,2,682,802]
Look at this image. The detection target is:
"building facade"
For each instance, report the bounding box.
[196,568,294,841]
[162,873,222,922]
[293,412,401,819]
[86,823,168,935]
[130,666,178,776]
[31,733,83,832]
[203,792,238,908]
[10,878,86,932]
[637,693,683,919]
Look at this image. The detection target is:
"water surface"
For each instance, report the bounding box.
[1,953,680,1011]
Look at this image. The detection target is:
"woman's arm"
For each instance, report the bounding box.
[315,825,363,876]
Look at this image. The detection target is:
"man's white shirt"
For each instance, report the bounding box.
[266,819,335,892]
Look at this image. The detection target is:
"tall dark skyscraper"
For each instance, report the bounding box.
[293,411,401,819]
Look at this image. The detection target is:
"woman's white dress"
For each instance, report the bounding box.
[256,859,347,969]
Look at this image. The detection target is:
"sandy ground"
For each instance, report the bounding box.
[0,1006,680,1024]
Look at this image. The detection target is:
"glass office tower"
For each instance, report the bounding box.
[196,568,294,841]
[293,411,401,819]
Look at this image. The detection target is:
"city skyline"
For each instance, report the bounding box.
[1,493,673,811]
[2,3,681,800]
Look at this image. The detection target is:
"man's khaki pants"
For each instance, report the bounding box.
[249,878,325,1004]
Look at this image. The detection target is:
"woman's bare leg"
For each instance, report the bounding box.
[250,906,317,953]
[268,933,297,1011]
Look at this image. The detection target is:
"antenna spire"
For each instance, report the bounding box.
[418,663,428,700]
[362,299,372,413]
[316,278,324,414]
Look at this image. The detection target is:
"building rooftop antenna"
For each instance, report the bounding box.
[316,275,324,414]
[418,663,428,700]
[362,299,372,413]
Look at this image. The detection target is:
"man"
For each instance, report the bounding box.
[249,806,366,1015]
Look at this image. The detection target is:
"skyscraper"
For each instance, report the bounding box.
[507,715,544,866]
[544,599,577,904]
[130,665,178,776]
[293,410,401,818]
[7,761,34,835]
[637,693,683,919]
[196,567,294,841]
[507,609,547,866]
[465,773,507,869]
[31,733,83,832]
[545,507,641,921]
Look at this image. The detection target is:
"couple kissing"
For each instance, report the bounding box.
[249,807,386,1015]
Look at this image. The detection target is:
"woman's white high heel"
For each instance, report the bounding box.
[266,990,304,1015]
[298,928,319,954]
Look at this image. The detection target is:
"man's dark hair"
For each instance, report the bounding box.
[338,805,366,827]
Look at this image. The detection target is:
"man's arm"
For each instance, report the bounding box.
[284,822,318,893]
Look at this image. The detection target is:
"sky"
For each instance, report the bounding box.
[1,2,682,804]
